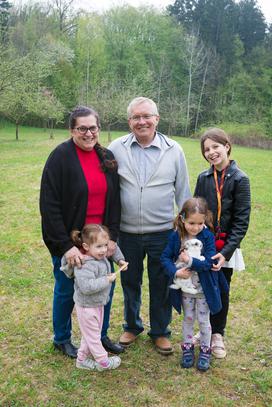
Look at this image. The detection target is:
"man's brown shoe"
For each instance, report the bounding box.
[154,337,173,355]
[119,332,139,347]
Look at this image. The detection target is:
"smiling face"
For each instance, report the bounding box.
[182,212,205,239]
[83,233,109,260]
[71,114,99,151]
[128,101,159,146]
[203,138,230,171]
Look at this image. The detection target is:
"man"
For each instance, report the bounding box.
[108,97,191,354]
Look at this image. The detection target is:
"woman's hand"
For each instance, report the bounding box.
[118,260,129,272]
[107,240,117,257]
[107,273,117,283]
[175,267,192,279]
[211,253,226,271]
[65,246,84,268]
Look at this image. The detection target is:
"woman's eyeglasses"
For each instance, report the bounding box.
[74,126,99,134]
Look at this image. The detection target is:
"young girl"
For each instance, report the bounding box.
[61,224,128,371]
[161,197,228,371]
[194,128,251,359]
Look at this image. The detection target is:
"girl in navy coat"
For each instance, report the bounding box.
[161,197,228,371]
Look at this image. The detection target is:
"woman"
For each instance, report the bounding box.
[40,105,124,358]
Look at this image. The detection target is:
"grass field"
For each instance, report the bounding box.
[0,124,271,406]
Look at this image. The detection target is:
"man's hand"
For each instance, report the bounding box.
[175,267,192,279]
[64,246,84,268]
[211,253,226,271]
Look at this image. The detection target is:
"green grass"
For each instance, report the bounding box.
[0,124,271,406]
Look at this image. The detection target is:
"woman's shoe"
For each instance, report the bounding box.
[211,333,226,358]
[180,343,195,368]
[101,336,125,354]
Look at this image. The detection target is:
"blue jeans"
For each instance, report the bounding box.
[52,256,114,344]
[118,230,172,339]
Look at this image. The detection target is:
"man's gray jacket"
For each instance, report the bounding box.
[108,132,191,234]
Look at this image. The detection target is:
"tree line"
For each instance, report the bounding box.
[0,0,271,139]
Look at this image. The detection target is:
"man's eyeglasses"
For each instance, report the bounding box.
[130,114,156,122]
[74,126,99,134]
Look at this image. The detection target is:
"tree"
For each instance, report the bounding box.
[0,0,12,44]
[50,0,76,35]
[237,0,266,54]
[31,89,65,138]
[0,50,56,139]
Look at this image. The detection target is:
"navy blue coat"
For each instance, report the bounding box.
[161,228,228,315]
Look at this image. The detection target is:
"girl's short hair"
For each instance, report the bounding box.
[69,105,101,130]
[200,127,232,160]
[174,197,214,239]
[71,224,110,248]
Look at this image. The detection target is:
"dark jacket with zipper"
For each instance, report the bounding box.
[194,160,250,261]
[40,138,120,257]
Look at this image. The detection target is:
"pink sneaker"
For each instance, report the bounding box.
[211,334,226,358]
[95,356,121,371]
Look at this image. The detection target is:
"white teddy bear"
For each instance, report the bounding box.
[170,238,204,295]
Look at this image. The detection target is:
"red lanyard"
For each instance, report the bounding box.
[213,166,226,229]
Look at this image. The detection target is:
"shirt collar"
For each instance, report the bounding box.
[131,132,161,149]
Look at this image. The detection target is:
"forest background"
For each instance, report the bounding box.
[1,0,272,145]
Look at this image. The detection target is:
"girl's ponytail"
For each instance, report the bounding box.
[70,230,83,248]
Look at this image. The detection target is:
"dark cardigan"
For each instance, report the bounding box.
[161,228,229,315]
[40,138,120,257]
[194,160,251,261]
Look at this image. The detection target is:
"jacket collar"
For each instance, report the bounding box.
[205,160,237,178]
[121,131,174,151]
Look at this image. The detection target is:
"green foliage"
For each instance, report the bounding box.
[0,0,12,43]
[0,1,272,138]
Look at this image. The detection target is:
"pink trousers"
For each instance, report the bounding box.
[75,304,108,363]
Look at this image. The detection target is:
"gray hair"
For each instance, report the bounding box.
[127,97,159,118]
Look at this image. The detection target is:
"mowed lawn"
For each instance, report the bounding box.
[0,125,271,407]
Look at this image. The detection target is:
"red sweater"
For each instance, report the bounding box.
[75,145,107,225]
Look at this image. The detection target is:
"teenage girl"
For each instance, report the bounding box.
[161,197,228,371]
[61,224,128,371]
[194,127,250,358]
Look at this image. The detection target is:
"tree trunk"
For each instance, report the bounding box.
[50,118,54,139]
[107,124,111,143]
[194,55,209,133]
[16,121,19,141]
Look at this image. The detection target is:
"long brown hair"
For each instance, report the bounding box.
[200,127,232,161]
[71,224,110,248]
[174,197,214,240]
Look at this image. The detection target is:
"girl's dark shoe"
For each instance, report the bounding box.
[180,343,195,368]
[54,342,78,358]
[197,346,211,371]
